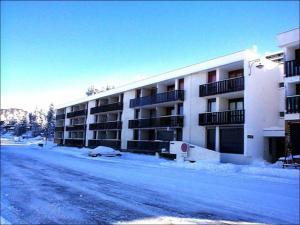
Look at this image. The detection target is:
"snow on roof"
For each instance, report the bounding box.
[56,48,258,109]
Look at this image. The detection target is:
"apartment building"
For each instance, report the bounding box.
[277,28,300,160]
[54,29,299,164]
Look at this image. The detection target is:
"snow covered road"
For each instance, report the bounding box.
[1,144,299,224]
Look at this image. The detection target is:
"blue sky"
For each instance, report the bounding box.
[1,1,299,111]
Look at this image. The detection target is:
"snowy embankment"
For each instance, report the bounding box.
[1,135,299,224]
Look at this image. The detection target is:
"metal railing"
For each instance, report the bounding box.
[88,139,121,149]
[286,95,300,114]
[90,102,123,114]
[55,114,65,120]
[199,110,245,126]
[89,121,122,130]
[66,124,86,131]
[127,140,170,153]
[130,90,184,108]
[199,76,244,97]
[66,109,87,118]
[64,139,85,147]
[128,116,183,128]
[285,60,300,77]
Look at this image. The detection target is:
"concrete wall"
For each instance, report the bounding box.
[244,57,282,159]
[183,72,206,147]
[121,90,135,149]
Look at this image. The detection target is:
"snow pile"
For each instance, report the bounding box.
[160,159,299,179]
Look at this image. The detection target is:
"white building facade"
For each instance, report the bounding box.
[54,28,299,164]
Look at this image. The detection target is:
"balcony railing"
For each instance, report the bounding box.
[88,139,121,149]
[286,95,300,114]
[130,90,184,108]
[127,140,170,153]
[199,76,244,97]
[56,114,65,120]
[64,139,85,147]
[128,116,183,129]
[199,110,245,126]
[89,121,122,130]
[66,125,86,131]
[66,109,87,118]
[90,102,123,114]
[285,60,300,77]
[55,126,64,132]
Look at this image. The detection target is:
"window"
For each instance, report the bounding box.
[134,109,140,119]
[208,71,216,83]
[179,79,184,90]
[167,85,175,92]
[148,130,156,140]
[229,98,244,110]
[207,99,216,112]
[150,88,157,95]
[133,130,139,140]
[207,128,216,151]
[177,103,183,115]
[176,128,183,141]
[296,84,300,95]
[279,112,285,118]
[279,82,284,88]
[228,69,244,79]
[149,109,156,118]
[136,89,141,98]
[166,107,175,115]
[93,131,97,139]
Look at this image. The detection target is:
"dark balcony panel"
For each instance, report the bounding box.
[128,116,184,129]
[67,109,87,118]
[55,126,64,132]
[56,114,65,120]
[129,90,184,108]
[127,141,169,153]
[90,102,123,114]
[199,76,244,97]
[285,60,300,77]
[54,138,63,145]
[286,96,300,114]
[66,125,85,131]
[88,140,121,149]
[89,121,122,130]
[64,139,85,147]
[199,110,245,126]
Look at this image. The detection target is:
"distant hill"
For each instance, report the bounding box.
[0,108,28,125]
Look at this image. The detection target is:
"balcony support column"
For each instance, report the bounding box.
[175,79,179,90]
[215,126,220,152]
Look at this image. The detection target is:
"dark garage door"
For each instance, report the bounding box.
[207,128,216,151]
[290,123,300,155]
[220,127,244,154]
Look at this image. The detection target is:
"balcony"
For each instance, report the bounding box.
[55,126,64,132]
[285,60,300,77]
[89,121,122,130]
[88,139,121,149]
[199,110,245,126]
[128,116,183,129]
[90,102,123,114]
[66,125,86,131]
[56,114,65,120]
[64,139,85,147]
[67,109,87,118]
[286,95,300,114]
[127,140,170,153]
[130,90,184,108]
[199,76,244,97]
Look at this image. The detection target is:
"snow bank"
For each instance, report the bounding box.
[160,159,299,179]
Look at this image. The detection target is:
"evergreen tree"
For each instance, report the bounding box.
[45,103,55,139]
[14,117,27,137]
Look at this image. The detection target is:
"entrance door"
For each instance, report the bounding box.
[207,128,216,151]
[220,127,244,154]
[290,123,300,155]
